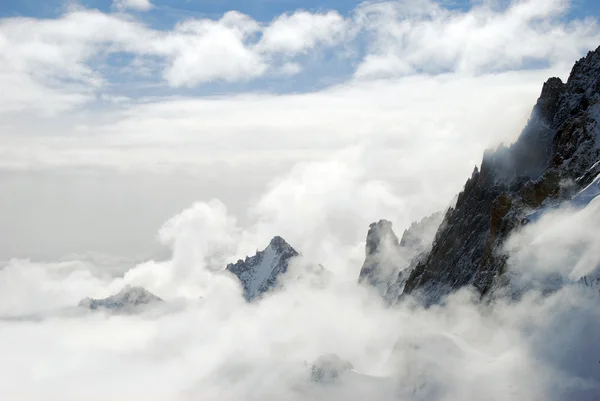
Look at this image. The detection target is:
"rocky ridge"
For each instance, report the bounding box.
[362,46,600,305]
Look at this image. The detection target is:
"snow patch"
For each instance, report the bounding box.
[246,244,280,299]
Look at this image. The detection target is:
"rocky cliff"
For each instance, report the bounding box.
[358,213,443,303]
[363,46,600,305]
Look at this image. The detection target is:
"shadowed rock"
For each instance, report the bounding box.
[401,46,600,305]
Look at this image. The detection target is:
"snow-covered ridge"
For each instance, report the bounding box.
[226,236,299,301]
[78,285,163,311]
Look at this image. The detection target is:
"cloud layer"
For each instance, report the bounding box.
[1,183,599,400]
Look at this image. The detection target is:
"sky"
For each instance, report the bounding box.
[2,0,600,22]
[0,0,599,263]
[1,1,600,400]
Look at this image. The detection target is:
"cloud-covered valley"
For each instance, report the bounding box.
[1,149,600,400]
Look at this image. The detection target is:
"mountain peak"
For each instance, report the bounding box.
[79,285,163,311]
[359,220,401,293]
[227,236,299,301]
[567,45,600,89]
[269,235,295,253]
[365,220,398,257]
[536,77,566,122]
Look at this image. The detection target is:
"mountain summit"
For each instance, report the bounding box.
[226,236,299,301]
[79,285,163,311]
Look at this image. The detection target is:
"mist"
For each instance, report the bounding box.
[1,152,599,400]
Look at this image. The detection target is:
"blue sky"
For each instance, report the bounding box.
[1,0,598,102]
[0,0,599,103]
[3,0,599,24]
[4,0,363,20]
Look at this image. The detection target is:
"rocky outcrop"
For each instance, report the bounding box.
[358,220,402,293]
[79,285,162,311]
[398,47,600,305]
[226,236,299,301]
[358,213,443,302]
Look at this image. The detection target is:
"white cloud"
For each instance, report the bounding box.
[258,10,349,55]
[354,0,600,78]
[0,0,595,115]
[160,12,266,86]
[113,0,154,12]
[504,196,600,290]
[0,68,559,261]
[0,196,599,399]
[0,8,350,109]
[0,10,148,113]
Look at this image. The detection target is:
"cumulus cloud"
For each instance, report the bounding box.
[0,0,598,114]
[155,11,267,86]
[0,8,347,110]
[257,10,349,55]
[354,0,600,78]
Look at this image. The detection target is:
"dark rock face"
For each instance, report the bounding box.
[79,286,163,311]
[310,354,354,383]
[399,47,600,305]
[226,236,299,301]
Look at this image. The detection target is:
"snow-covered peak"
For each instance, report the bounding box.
[78,285,163,311]
[226,236,299,301]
